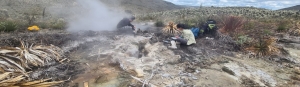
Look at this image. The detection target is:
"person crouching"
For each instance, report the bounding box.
[169,23,196,49]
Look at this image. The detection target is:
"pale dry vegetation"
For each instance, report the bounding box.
[0,41,68,86]
[137,7,300,58]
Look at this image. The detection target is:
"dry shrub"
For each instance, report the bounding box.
[245,36,279,57]
[219,15,246,37]
[0,41,68,73]
[162,22,181,36]
[0,72,64,87]
[290,21,300,36]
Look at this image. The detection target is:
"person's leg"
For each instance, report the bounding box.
[175,38,188,45]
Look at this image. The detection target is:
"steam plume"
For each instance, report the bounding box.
[66,0,129,32]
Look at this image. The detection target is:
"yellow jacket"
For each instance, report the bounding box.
[182,29,196,45]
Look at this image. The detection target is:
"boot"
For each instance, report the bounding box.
[168,40,177,49]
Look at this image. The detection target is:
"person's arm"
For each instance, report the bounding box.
[125,18,135,30]
[128,23,134,29]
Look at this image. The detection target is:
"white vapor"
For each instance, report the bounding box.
[66,0,130,32]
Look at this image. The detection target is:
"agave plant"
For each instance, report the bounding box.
[162,22,181,36]
[245,36,279,57]
[0,41,67,73]
[0,72,64,87]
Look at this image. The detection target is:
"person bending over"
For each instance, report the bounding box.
[116,16,136,33]
[169,23,196,49]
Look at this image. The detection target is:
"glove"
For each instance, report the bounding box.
[132,26,135,30]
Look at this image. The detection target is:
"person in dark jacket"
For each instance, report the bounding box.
[116,16,136,31]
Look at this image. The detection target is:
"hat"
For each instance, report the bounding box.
[130,16,136,20]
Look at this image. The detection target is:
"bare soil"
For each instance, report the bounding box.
[1,27,300,87]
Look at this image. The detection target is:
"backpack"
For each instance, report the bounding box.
[205,20,217,30]
[191,27,200,38]
[200,20,218,33]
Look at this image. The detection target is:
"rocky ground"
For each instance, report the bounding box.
[2,22,300,87]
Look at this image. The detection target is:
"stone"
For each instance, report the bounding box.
[222,66,235,76]
[291,75,300,81]
[294,69,300,75]
[135,69,144,77]
[223,63,277,87]
[166,55,181,64]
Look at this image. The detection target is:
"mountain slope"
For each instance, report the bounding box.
[0,0,183,19]
[100,0,183,13]
[279,5,300,11]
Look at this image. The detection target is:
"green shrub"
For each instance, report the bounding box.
[277,24,287,32]
[243,20,255,30]
[0,21,18,32]
[37,22,49,29]
[50,20,67,30]
[155,21,164,27]
[237,35,249,45]
[179,19,198,29]
[263,29,271,35]
[276,19,290,32]
[139,15,156,21]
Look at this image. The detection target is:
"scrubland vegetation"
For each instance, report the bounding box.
[1,2,300,86]
[136,7,300,57]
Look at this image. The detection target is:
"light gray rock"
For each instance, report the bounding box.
[223,62,277,87]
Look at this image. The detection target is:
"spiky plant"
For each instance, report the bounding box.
[162,22,181,36]
[290,21,300,36]
[219,15,246,37]
[0,72,64,87]
[0,41,67,73]
[245,36,279,57]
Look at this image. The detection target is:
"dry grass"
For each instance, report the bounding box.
[162,22,181,36]
[0,41,68,73]
[290,21,300,36]
[0,72,64,87]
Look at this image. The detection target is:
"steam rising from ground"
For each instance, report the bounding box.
[66,0,129,32]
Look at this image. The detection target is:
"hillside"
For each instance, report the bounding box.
[0,0,183,19]
[280,5,300,11]
[101,0,183,13]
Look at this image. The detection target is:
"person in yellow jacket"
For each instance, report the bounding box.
[169,23,196,49]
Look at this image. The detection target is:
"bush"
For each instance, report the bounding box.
[237,35,250,45]
[0,21,18,32]
[276,20,290,32]
[245,36,279,57]
[243,20,255,30]
[139,15,156,21]
[50,19,67,30]
[277,24,288,32]
[263,29,272,35]
[155,21,164,27]
[219,16,246,37]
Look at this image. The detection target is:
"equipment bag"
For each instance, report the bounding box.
[191,27,200,38]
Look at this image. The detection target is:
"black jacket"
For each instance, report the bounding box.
[117,18,134,29]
